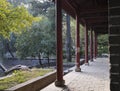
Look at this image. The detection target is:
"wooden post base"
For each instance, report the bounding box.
[85,63,89,66]
[55,80,65,87]
[75,67,81,72]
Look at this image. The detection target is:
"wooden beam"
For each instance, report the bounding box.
[88,22,108,26]
[85,17,108,21]
[90,27,108,34]
[80,8,108,15]
[93,27,108,30]
[64,0,75,13]
[86,18,108,23]
[66,0,79,10]
[95,30,108,34]
[83,16,108,19]
[92,25,108,28]
[62,0,75,18]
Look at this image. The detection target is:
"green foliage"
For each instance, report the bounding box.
[0,0,38,38]
[13,70,26,83]
[0,68,53,90]
[14,1,56,58]
[29,0,54,16]
[8,0,33,6]
[0,0,55,59]
[98,34,108,55]
[15,16,55,58]
[62,16,85,57]
[0,70,26,90]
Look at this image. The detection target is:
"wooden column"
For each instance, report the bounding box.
[90,30,93,61]
[75,14,81,72]
[55,0,65,87]
[85,25,89,65]
[93,31,98,59]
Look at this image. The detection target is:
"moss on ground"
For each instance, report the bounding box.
[0,68,53,90]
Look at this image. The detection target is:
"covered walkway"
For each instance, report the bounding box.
[41,58,110,91]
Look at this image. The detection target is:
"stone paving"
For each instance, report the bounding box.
[41,58,110,91]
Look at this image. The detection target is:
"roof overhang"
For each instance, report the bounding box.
[54,0,108,34]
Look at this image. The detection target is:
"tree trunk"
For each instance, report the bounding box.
[47,52,50,67]
[0,63,29,75]
[0,63,7,72]
[38,53,43,68]
[66,14,72,62]
[6,42,14,58]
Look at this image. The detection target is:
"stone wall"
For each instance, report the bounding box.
[109,0,120,91]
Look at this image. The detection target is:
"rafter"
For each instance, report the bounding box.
[80,8,108,15]
[83,16,108,20]
[92,25,108,28]
[62,0,75,17]
[86,18,108,24]
[87,21,108,26]
[54,0,108,34]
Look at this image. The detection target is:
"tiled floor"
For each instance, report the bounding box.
[41,58,110,91]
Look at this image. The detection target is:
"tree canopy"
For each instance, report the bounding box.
[15,16,55,58]
[0,0,38,38]
[14,0,56,59]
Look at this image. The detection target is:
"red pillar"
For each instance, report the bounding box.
[90,30,93,61]
[75,14,81,72]
[55,0,65,87]
[84,25,89,65]
[94,31,98,59]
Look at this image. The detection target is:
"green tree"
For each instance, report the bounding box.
[0,0,38,58]
[0,0,38,38]
[7,0,32,6]
[98,34,108,56]
[63,16,85,58]
[15,16,55,66]
[66,14,72,62]
[29,0,54,16]
[0,34,16,58]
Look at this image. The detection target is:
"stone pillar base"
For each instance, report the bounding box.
[75,67,81,72]
[85,63,89,66]
[55,80,65,87]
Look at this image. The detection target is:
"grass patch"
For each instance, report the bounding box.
[0,68,53,90]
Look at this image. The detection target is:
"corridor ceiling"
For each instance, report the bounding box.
[55,0,108,34]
